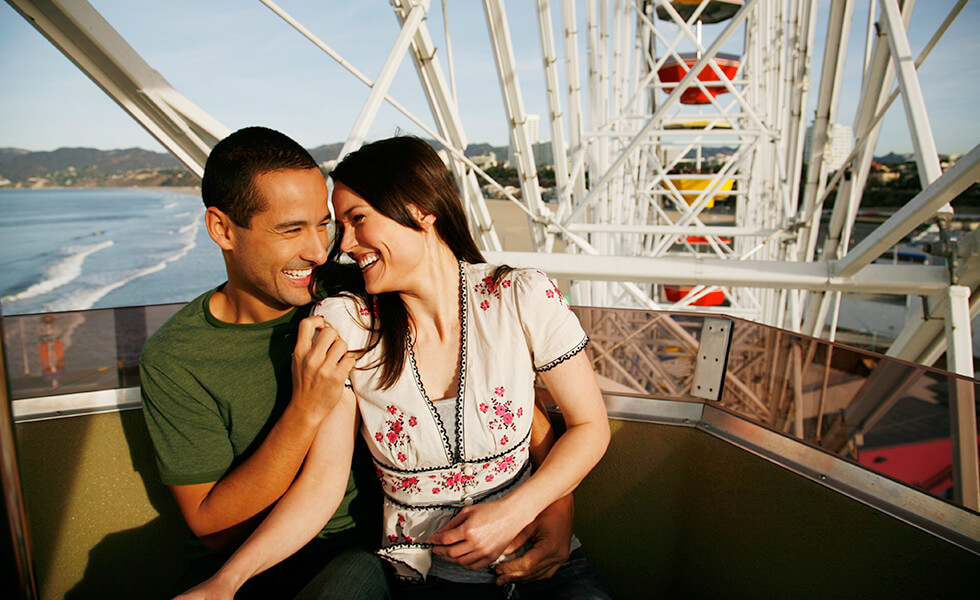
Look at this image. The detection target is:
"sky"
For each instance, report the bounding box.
[0,0,977,158]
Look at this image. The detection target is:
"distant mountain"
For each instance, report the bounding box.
[463,143,509,158]
[875,152,915,164]
[0,147,182,183]
[0,141,513,188]
[304,140,510,168]
[0,148,30,159]
[309,143,345,165]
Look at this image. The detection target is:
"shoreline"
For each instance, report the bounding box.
[1,185,201,195]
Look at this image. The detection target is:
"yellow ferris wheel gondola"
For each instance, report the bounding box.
[662,121,735,207]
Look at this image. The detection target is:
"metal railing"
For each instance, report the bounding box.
[4,303,979,512]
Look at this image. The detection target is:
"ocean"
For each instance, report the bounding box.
[0,188,227,316]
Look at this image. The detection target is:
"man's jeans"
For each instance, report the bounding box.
[175,539,391,600]
[392,548,614,600]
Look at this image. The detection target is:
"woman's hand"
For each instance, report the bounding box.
[429,497,534,571]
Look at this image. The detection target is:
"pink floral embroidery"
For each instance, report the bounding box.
[359,299,380,317]
[376,405,417,462]
[386,513,415,545]
[474,275,512,311]
[378,472,421,495]
[539,272,571,310]
[484,387,520,435]
[496,454,519,474]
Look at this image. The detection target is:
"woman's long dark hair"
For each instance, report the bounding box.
[318,136,510,389]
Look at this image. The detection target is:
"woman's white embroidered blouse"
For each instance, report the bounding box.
[312,263,588,581]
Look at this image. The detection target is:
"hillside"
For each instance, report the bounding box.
[0,147,188,188]
[0,141,509,189]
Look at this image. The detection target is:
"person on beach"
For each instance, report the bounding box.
[173,136,613,599]
[141,127,578,599]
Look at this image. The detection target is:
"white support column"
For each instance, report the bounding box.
[835,143,980,279]
[483,0,550,251]
[879,0,943,189]
[7,0,230,176]
[796,0,853,265]
[536,0,572,216]
[944,286,975,378]
[338,0,428,159]
[561,0,588,219]
[804,0,929,339]
[943,285,980,510]
[482,251,948,296]
[390,0,502,251]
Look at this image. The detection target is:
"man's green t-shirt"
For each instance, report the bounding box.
[140,288,378,548]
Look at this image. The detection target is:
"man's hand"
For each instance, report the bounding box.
[494,494,574,585]
[291,316,356,419]
[430,497,533,571]
[168,316,356,552]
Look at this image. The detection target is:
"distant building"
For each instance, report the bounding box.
[527,114,541,144]
[531,141,554,167]
[869,162,901,184]
[470,152,498,169]
[804,123,854,171]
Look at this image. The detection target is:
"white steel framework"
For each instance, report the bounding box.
[6,0,978,505]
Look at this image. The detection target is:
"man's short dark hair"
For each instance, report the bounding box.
[202,126,320,228]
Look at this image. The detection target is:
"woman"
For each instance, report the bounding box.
[320,136,610,597]
[177,137,612,598]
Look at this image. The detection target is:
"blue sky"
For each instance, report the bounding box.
[1,1,977,156]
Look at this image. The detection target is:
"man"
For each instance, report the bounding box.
[141,126,383,598]
[140,127,573,598]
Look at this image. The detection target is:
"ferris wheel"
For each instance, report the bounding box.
[7,0,978,373]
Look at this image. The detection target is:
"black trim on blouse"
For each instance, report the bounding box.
[536,335,590,372]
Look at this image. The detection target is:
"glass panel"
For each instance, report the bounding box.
[4,303,976,510]
[572,306,980,509]
[2,303,182,400]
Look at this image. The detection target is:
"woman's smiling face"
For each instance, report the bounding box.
[331,181,430,295]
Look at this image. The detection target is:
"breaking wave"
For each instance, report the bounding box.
[42,211,202,312]
[2,240,115,303]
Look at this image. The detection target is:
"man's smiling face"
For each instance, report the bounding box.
[223,167,331,319]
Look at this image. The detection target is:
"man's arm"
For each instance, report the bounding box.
[175,392,360,599]
[431,394,577,581]
[169,316,355,551]
[493,395,574,583]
